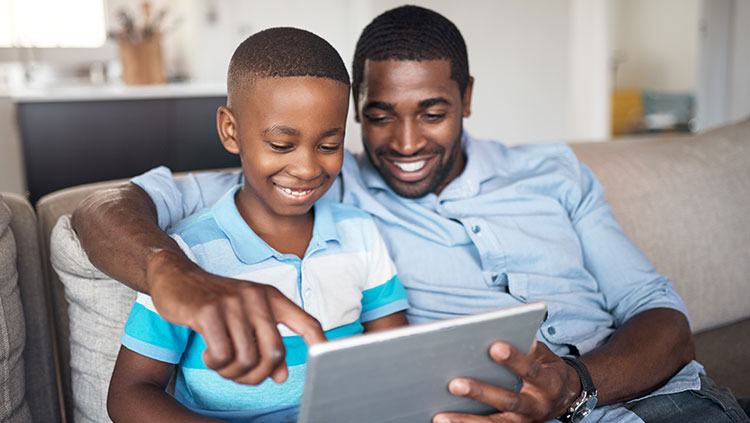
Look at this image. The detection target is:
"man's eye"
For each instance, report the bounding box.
[364,114,389,124]
[424,113,446,122]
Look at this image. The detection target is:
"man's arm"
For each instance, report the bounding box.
[432,307,694,423]
[72,183,326,384]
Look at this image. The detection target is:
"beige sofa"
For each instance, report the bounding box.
[2,117,748,422]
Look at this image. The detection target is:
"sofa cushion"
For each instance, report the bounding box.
[49,215,136,423]
[694,319,750,399]
[571,118,750,333]
[0,195,32,423]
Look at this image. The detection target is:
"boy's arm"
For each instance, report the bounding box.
[72,183,326,384]
[107,346,222,422]
[362,311,407,332]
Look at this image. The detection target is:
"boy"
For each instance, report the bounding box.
[106,27,409,422]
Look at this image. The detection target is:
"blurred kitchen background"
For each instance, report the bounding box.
[1,0,749,201]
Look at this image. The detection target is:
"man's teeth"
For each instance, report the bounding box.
[281,187,311,197]
[393,160,427,172]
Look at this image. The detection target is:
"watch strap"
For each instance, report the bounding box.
[559,356,597,423]
[561,356,595,394]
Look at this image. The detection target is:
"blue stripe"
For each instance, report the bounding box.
[360,298,409,322]
[123,303,190,352]
[361,275,407,312]
[181,321,364,369]
[174,214,228,247]
[176,365,306,411]
[121,333,182,363]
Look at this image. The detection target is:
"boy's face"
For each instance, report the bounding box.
[356,59,473,198]
[218,76,348,220]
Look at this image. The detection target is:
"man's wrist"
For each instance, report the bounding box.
[558,357,598,423]
[146,248,194,292]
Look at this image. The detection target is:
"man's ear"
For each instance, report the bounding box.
[216,106,240,154]
[462,76,474,118]
[352,90,361,123]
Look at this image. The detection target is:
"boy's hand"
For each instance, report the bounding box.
[147,249,327,385]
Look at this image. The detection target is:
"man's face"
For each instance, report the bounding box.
[218,77,348,222]
[356,59,473,198]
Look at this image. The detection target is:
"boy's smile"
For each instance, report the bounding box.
[217,76,349,229]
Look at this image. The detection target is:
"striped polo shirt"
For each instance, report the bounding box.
[121,185,408,422]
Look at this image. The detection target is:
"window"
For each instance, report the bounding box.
[0,0,106,48]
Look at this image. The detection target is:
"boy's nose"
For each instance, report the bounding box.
[288,150,323,180]
[390,120,426,156]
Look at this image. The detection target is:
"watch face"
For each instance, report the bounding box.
[571,396,598,422]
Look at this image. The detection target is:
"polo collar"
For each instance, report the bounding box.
[211,185,340,265]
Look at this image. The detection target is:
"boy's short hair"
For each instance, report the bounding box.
[227,27,350,106]
[352,5,470,101]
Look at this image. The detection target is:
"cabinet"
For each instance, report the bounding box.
[13,85,239,202]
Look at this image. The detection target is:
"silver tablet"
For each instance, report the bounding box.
[298,301,547,423]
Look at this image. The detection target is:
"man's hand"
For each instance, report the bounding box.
[147,250,327,385]
[432,341,579,423]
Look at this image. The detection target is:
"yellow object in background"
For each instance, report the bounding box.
[611,89,644,136]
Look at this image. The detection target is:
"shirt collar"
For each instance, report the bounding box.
[357,131,499,201]
[211,185,340,265]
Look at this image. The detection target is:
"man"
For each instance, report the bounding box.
[74,6,748,423]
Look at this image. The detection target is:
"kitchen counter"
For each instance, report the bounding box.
[1,81,226,103]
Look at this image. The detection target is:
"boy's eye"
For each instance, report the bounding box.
[319,142,343,153]
[268,142,293,152]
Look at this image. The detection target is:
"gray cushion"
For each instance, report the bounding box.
[3,192,61,423]
[50,215,136,423]
[572,118,750,333]
[0,195,32,423]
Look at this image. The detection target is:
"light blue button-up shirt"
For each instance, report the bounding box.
[132,132,703,422]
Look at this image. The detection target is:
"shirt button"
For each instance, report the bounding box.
[547,326,556,336]
[304,289,313,298]
[471,225,481,234]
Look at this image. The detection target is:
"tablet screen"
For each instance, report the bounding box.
[298,301,547,423]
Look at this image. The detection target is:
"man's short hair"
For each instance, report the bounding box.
[227,27,350,105]
[352,5,470,102]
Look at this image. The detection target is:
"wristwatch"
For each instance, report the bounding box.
[558,356,598,423]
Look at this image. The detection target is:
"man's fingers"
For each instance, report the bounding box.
[268,289,326,345]
[433,412,525,423]
[446,378,532,415]
[230,287,288,385]
[212,297,265,381]
[195,305,235,370]
[489,342,541,381]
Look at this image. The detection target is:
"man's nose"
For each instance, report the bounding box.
[390,119,426,156]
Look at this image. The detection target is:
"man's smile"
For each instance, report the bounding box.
[383,155,439,183]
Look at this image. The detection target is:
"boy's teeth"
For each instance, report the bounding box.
[281,187,310,197]
[393,160,426,172]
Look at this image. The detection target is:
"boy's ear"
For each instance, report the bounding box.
[216,106,240,154]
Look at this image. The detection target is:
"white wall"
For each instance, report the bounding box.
[105,0,610,150]
[611,0,701,91]
[728,0,750,122]
[0,98,25,194]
